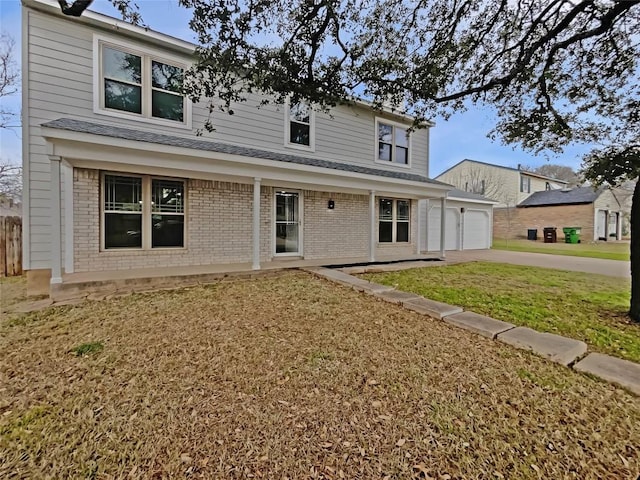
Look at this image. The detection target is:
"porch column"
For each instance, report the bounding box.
[252,177,262,270]
[369,190,376,262]
[415,200,422,255]
[49,155,63,284]
[440,196,447,259]
[62,160,74,274]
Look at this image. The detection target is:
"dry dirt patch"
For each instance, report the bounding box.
[1,271,639,479]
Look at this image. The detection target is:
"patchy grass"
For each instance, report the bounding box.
[493,238,630,261]
[1,271,639,479]
[0,275,28,312]
[71,341,104,357]
[363,262,640,363]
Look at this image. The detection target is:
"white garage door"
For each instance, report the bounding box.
[427,207,459,251]
[463,210,490,250]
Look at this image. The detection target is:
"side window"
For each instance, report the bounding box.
[520,176,531,193]
[286,100,314,150]
[376,120,409,165]
[379,198,410,243]
[102,174,185,250]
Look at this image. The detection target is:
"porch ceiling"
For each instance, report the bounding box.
[41,118,451,199]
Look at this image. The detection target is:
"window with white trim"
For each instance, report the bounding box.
[520,175,531,193]
[285,100,314,150]
[376,119,409,165]
[379,198,410,243]
[96,37,189,125]
[103,174,185,249]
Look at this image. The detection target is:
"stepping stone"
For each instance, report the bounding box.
[443,311,514,339]
[12,298,54,313]
[404,298,463,319]
[497,327,587,366]
[373,289,423,305]
[574,353,640,396]
[304,267,393,293]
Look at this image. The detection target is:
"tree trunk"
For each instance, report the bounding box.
[629,180,640,321]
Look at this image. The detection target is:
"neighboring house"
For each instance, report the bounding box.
[494,187,624,242]
[0,198,22,217]
[22,0,455,297]
[419,189,497,251]
[435,159,568,207]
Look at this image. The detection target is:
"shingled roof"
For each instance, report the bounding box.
[41,118,450,186]
[518,186,603,207]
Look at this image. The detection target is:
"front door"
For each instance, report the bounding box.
[275,191,301,255]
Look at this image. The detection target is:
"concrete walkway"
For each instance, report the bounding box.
[305,265,640,396]
[442,249,631,278]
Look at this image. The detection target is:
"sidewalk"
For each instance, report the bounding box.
[442,249,631,278]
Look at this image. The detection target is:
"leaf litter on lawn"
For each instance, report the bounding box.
[1,271,639,479]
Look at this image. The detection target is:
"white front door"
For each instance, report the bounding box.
[275,191,301,255]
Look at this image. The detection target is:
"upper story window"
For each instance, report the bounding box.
[94,36,191,128]
[520,175,531,193]
[376,118,410,166]
[285,100,315,151]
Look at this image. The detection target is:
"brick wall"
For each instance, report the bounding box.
[493,204,594,241]
[73,169,422,272]
[74,169,259,272]
[302,191,369,259]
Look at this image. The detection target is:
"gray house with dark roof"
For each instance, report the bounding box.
[23,0,455,297]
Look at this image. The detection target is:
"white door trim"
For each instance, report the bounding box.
[273,189,304,257]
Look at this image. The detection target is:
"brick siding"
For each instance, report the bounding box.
[493,204,594,241]
[72,168,418,272]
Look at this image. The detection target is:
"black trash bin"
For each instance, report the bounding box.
[543,227,557,243]
[527,229,538,241]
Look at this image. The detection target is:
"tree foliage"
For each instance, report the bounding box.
[0,33,19,129]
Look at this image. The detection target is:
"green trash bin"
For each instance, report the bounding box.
[563,227,581,244]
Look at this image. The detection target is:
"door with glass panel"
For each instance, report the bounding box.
[275,191,301,255]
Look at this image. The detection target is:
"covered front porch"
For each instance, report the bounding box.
[41,118,452,297]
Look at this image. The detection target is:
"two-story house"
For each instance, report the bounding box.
[435,159,568,207]
[21,0,455,298]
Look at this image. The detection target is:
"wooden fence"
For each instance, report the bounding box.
[0,216,22,277]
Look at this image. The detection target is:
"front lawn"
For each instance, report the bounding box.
[492,238,630,261]
[1,272,639,478]
[363,262,640,363]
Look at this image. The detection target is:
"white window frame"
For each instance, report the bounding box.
[100,172,187,251]
[378,198,410,243]
[93,34,192,129]
[284,98,315,152]
[520,175,531,193]
[374,117,411,168]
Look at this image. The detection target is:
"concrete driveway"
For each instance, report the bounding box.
[443,249,631,278]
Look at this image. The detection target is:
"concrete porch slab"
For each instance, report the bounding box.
[403,298,463,319]
[443,311,514,339]
[497,327,587,366]
[574,353,640,396]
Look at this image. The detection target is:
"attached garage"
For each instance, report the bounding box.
[419,189,496,252]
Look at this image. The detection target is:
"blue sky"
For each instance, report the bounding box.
[0,0,591,176]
